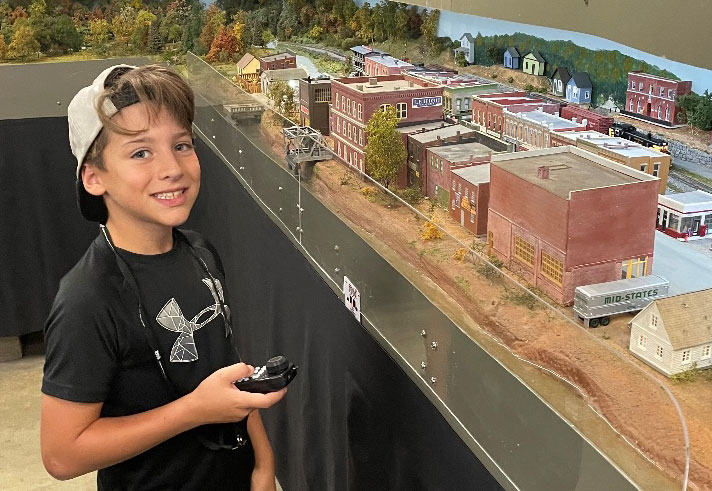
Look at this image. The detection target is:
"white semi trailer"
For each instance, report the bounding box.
[573,275,669,327]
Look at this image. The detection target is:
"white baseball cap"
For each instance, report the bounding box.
[68,64,138,222]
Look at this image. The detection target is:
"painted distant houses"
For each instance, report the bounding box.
[503,47,521,70]
[522,51,546,76]
[565,72,593,106]
[629,289,712,377]
[550,67,570,97]
[454,33,476,65]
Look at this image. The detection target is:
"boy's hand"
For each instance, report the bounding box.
[186,363,287,425]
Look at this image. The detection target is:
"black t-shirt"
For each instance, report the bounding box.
[42,230,255,490]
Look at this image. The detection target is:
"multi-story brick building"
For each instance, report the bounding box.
[299,76,331,135]
[624,71,692,126]
[350,45,388,76]
[502,109,585,150]
[426,141,492,207]
[405,124,477,191]
[560,106,614,134]
[329,75,443,174]
[552,130,670,193]
[450,164,491,236]
[472,92,559,137]
[487,146,659,305]
[259,53,297,72]
[406,71,499,120]
[364,54,413,77]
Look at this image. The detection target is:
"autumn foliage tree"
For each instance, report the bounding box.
[205,25,238,62]
[267,79,297,121]
[199,4,225,53]
[8,18,40,60]
[364,105,406,190]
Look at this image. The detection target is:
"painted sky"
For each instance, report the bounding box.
[353,0,712,93]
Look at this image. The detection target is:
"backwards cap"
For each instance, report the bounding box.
[68,64,138,222]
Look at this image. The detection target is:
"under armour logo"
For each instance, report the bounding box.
[156,278,230,362]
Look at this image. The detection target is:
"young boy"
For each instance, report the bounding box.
[41,64,286,490]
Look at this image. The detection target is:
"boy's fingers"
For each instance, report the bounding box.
[220,363,254,382]
[239,388,287,409]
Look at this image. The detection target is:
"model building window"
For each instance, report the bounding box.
[342,95,345,110]
[640,164,648,173]
[452,200,455,210]
[352,100,356,116]
[380,104,390,112]
[396,103,407,119]
[650,313,658,329]
[705,214,712,230]
[470,212,475,223]
[630,81,635,89]
[315,88,331,102]
[665,107,670,121]
[358,104,363,120]
[638,81,643,91]
[659,87,665,96]
[682,350,692,363]
[702,345,711,359]
[464,98,470,110]
[540,251,563,285]
[653,163,660,177]
[456,99,462,112]
[637,101,642,113]
[629,100,634,111]
[638,335,646,350]
[656,345,664,359]
[359,130,363,146]
[346,98,351,115]
[513,236,535,267]
[335,94,339,109]
[585,91,590,99]
[452,180,455,190]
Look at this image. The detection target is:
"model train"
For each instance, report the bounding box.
[608,122,668,153]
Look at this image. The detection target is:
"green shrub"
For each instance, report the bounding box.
[671,363,700,383]
[507,76,514,83]
[398,185,424,205]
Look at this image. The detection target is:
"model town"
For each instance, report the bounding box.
[3,0,712,486]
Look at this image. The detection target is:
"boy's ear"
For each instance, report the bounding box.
[81,164,107,197]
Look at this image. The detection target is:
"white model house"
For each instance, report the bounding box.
[629,288,712,377]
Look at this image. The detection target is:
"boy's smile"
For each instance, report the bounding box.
[82,102,200,253]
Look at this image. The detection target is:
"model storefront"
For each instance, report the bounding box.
[657,190,712,238]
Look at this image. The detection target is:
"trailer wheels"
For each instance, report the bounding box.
[600,316,611,326]
[589,318,600,328]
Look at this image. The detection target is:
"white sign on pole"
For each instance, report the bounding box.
[342,276,361,322]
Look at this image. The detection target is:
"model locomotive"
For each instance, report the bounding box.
[608,122,668,153]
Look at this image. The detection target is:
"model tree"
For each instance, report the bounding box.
[364,105,406,190]
[0,34,7,59]
[86,19,111,53]
[421,8,439,55]
[267,80,297,121]
[8,18,39,60]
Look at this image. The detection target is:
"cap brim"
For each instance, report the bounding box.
[76,179,108,224]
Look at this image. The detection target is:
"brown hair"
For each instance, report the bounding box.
[83,64,195,170]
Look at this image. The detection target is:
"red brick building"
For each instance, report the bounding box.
[472,92,558,137]
[364,54,414,76]
[487,146,659,305]
[329,75,443,174]
[449,164,491,236]
[503,109,585,150]
[624,72,692,126]
[560,106,614,134]
[425,141,492,206]
[259,53,297,72]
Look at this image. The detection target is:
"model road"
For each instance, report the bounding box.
[652,230,712,295]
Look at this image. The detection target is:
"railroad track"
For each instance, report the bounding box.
[669,168,712,194]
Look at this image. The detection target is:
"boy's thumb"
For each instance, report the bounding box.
[220,363,254,382]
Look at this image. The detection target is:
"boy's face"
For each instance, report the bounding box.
[85,103,200,234]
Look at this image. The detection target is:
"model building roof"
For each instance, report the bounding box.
[397,121,450,135]
[409,124,472,143]
[428,142,492,162]
[570,72,592,89]
[506,47,520,57]
[262,68,308,81]
[491,147,644,199]
[370,55,413,68]
[663,190,712,205]
[526,51,545,62]
[654,289,712,350]
[509,110,583,130]
[237,53,256,69]
[552,67,571,83]
[460,33,475,42]
[453,163,491,185]
[351,45,387,56]
[260,53,295,63]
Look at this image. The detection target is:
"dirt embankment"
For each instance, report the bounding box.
[301,158,712,490]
